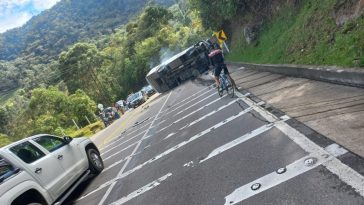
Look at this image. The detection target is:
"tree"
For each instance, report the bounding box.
[58,43,109,103]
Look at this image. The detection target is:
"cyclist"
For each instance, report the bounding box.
[208,44,237,91]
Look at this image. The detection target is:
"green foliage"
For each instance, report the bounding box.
[226,0,364,68]
[0,2,209,143]
[59,43,109,103]
[0,87,98,140]
[0,0,174,62]
[0,133,12,148]
[69,121,104,138]
[189,0,245,29]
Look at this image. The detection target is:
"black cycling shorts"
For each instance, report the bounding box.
[214,64,229,77]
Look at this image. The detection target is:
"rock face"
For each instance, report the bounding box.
[333,0,364,26]
[243,21,263,45]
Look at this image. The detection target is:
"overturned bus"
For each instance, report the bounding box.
[146,41,212,93]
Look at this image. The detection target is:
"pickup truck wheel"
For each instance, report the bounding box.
[87,148,104,174]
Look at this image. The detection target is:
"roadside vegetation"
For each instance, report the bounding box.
[0,2,209,146]
[226,0,364,67]
[1,0,362,146]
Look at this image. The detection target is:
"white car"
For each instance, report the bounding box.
[0,134,104,205]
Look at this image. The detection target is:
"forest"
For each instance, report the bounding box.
[0,0,210,145]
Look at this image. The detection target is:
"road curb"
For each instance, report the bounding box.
[227,61,364,88]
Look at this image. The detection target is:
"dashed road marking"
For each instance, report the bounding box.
[101,130,147,156]
[163,132,176,140]
[98,91,172,205]
[124,121,152,137]
[187,99,241,128]
[108,173,172,205]
[224,151,337,205]
[172,92,216,117]
[162,84,213,113]
[173,95,224,124]
[200,123,274,163]
[78,108,252,201]
[158,89,215,119]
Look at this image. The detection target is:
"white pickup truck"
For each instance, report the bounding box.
[0,134,104,205]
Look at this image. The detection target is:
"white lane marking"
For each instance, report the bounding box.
[324,158,364,196]
[103,142,138,161]
[104,157,128,172]
[163,132,176,140]
[104,151,145,172]
[324,143,348,157]
[173,95,223,124]
[125,121,152,137]
[172,92,216,117]
[109,173,172,205]
[276,122,364,197]
[151,119,166,128]
[100,136,125,152]
[178,125,188,131]
[280,115,291,121]
[79,108,252,201]
[159,89,215,118]
[103,135,153,161]
[200,123,274,163]
[224,152,336,205]
[162,84,213,113]
[98,91,172,205]
[235,92,277,122]
[223,91,364,202]
[187,99,241,128]
[101,130,147,156]
[158,125,171,133]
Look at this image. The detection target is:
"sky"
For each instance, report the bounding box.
[0,0,61,33]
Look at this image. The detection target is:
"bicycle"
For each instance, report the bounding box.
[217,73,234,98]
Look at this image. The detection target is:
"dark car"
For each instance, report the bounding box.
[141,85,156,97]
[127,92,146,108]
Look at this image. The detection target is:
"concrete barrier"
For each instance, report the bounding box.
[227,62,364,88]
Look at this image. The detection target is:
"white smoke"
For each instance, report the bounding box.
[160,47,179,65]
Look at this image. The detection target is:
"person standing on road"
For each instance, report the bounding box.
[208,45,238,91]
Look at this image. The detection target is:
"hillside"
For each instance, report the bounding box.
[190,0,364,68]
[228,0,364,67]
[0,0,174,63]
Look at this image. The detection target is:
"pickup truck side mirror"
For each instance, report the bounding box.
[63,136,73,144]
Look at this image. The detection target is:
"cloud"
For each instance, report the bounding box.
[0,11,32,33]
[33,0,61,10]
[0,0,60,33]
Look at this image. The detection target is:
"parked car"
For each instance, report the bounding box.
[141,85,156,97]
[126,91,147,108]
[0,134,103,205]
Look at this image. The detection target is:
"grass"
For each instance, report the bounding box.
[226,0,364,68]
[69,121,104,138]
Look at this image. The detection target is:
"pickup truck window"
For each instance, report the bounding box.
[10,142,45,164]
[0,157,19,183]
[33,136,66,152]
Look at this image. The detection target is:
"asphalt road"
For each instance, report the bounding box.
[65,74,364,205]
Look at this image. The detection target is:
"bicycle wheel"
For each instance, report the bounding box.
[217,85,223,97]
[226,78,234,98]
